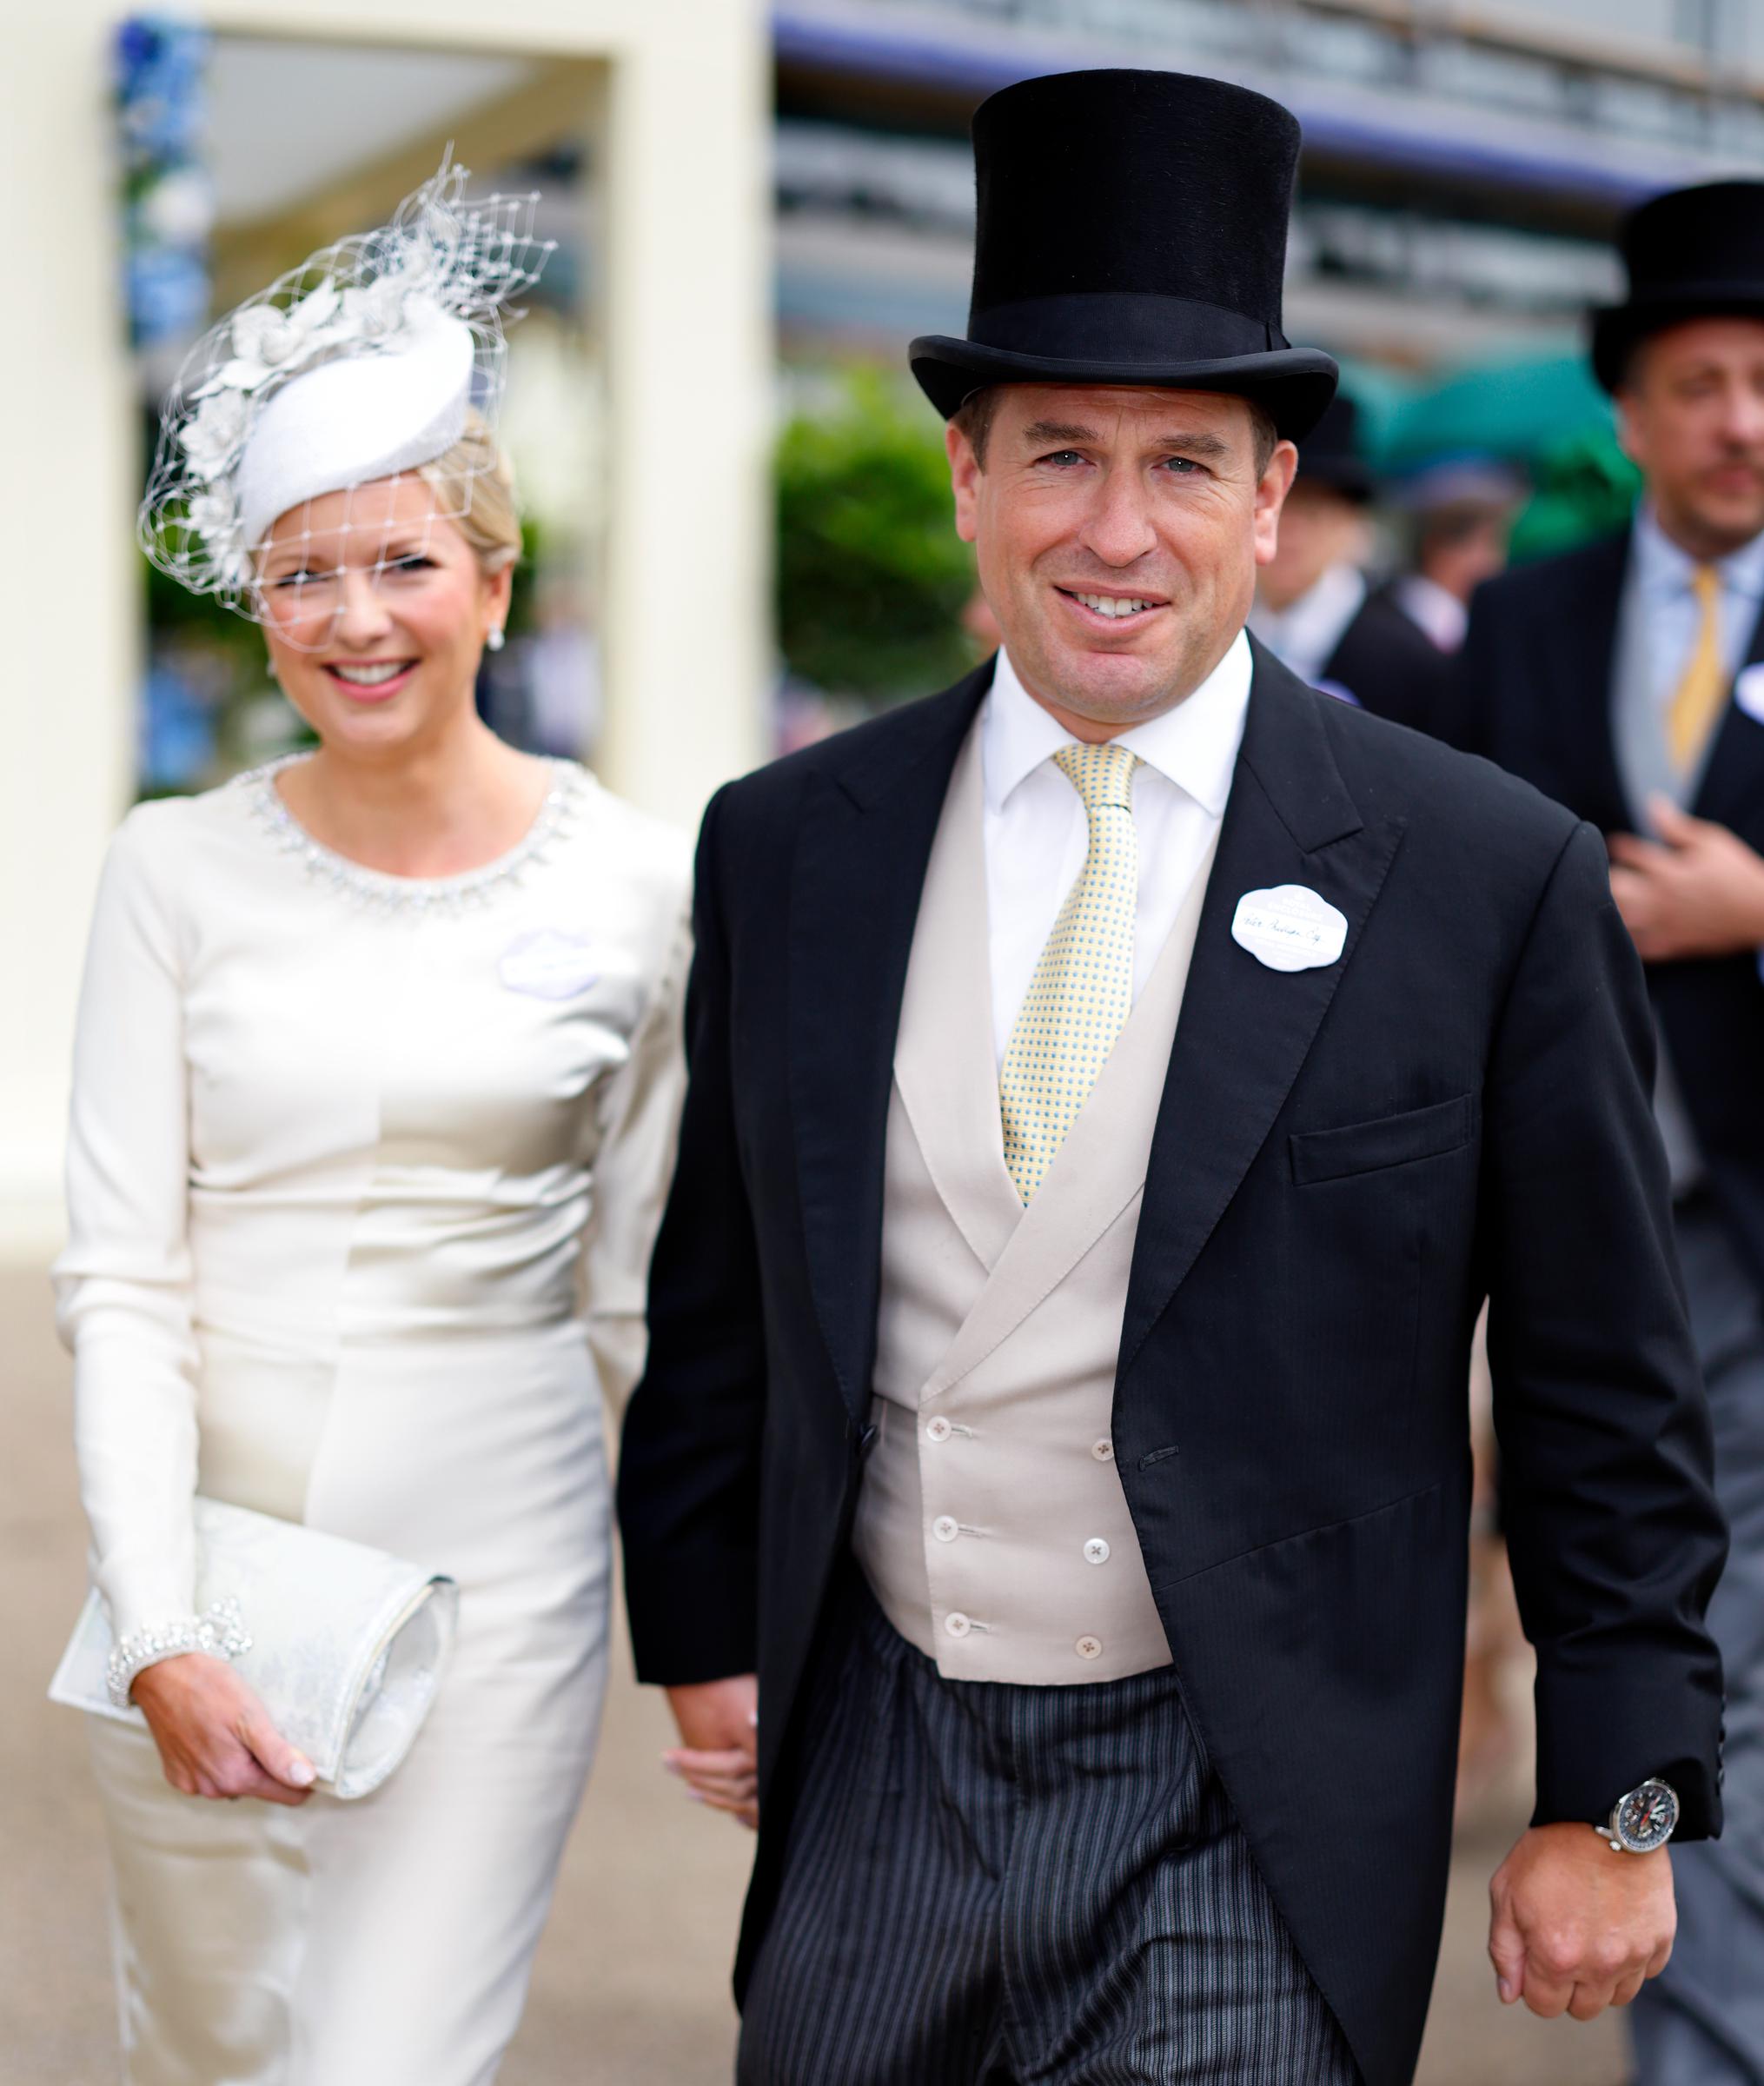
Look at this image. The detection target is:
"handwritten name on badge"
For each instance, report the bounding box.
[499,929,600,1000]
[1230,886,1349,973]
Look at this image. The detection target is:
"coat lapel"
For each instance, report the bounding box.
[790,666,991,1418]
[1118,648,1405,1373]
[892,726,1024,1274]
[1553,529,1635,833]
[1691,593,1764,836]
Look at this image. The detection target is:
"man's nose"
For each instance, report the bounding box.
[1078,467,1159,567]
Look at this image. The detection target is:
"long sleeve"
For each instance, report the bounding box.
[582,894,692,1414]
[617,787,769,1684]
[1483,818,1728,1836]
[52,805,202,1645]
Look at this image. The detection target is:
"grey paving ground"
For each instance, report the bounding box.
[0,1262,1623,2084]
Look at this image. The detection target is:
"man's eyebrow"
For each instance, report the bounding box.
[1145,429,1234,460]
[1018,419,1234,460]
[1020,419,1102,447]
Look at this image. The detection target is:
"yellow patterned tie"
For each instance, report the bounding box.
[1668,564,1727,774]
[999,741,1141,1203]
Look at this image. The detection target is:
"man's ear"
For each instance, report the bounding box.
[947,421,981,545]
[1613,391,1645,470]
[1252,439,1298,568]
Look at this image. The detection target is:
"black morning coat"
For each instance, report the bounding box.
[1456,526,1764,1302]
[617,640,1727,2086]
[1326,583,1457,738]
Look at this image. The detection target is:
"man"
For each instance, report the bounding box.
[1250,391,1455,731]
[1458,177,1764,2085]
[620,71,1726,2086]
[1390,455,1523,657]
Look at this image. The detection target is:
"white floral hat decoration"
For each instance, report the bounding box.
[139,155,554,620]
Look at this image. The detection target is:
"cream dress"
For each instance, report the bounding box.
[53,757,691,2086]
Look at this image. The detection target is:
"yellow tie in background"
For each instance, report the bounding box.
[1668,563,1727,775]
[999,741,1141,1204]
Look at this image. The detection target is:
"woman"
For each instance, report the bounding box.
[53,166,690,2085]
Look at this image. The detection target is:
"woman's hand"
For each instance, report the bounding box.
[130,1654,317,1806]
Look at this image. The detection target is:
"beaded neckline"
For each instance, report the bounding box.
[240,754,588,917]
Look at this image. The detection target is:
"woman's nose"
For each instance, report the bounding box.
[334,567,395,646]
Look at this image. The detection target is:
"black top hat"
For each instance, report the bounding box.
[1591,181,1764,392]
[911,69,1337,441]
[1294,391,1374,502]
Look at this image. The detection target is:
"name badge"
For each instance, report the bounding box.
[1734,661,1764,727]
[499,929,600,1000]
[1231,885,1349,973]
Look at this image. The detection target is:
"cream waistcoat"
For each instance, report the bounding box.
[852,721,1218,1684]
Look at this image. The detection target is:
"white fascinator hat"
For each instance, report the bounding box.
[139,156,554,619]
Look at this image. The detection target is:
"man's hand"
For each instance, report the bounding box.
[1608,794,1764,960]
[664,1674,759,1830]
[1487,1823,1674,2020]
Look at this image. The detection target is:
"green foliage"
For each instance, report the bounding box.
[776,369,978,704]
[1507,428,1641,564]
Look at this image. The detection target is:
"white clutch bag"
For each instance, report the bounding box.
[49,1498,459,1799]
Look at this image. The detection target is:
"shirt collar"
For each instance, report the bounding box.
[981,629,1252,820]
[1635,502,1764,602]
[1247,561,1368,680]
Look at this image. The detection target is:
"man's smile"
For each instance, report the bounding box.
[1054,585,1168,629]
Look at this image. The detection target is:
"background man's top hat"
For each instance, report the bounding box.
[1293,393,1375,502]
[911,69,1338,441]
[1591,180,1764,392]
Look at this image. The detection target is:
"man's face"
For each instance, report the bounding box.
[948,384,1296,736]
[1255,478,1369,615]
[1617,317,1764,557]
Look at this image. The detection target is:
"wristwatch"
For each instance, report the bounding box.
[1595,1777,1680,1854]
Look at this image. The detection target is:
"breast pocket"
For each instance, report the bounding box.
[1289,1093,1478,1186]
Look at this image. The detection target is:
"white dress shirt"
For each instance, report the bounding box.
[1612,507,1764,1192]
[1628,502,1764,714]
[980,634,1250,1065]
[1394,572,1468,654]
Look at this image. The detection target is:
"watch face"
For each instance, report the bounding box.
[1615,1779,1680,1852]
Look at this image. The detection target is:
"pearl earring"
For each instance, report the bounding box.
[486,628,506,653]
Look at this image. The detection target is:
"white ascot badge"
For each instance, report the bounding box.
[499,929,600,1000]
[1231,885,1349,973]
[1734,661,1764,727]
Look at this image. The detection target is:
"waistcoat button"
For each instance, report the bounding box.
[1091,1438,1114,1462]
[1083,1537,1111,1564]
[933,1515,959,1543]
[945,1611,972,1639]
[926,1417,952,1444]
[1075,1635,1103,1660]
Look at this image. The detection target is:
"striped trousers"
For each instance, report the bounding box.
[739,1582,1360,2085]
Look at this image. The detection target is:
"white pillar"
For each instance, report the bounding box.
[0,12,142,1255]
[596,21,773,822]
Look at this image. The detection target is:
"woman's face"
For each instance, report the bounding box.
[255,473,510,757]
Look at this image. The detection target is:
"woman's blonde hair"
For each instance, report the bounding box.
[419,409,523,574]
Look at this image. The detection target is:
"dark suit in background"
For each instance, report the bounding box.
[1323,580,1457,734]
[1461,523,1764,2080]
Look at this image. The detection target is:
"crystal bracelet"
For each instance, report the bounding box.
[105,1598,253,1710]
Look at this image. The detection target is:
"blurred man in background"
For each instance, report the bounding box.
[1391,456,1524,656]
[1251,392,1455,732]
[1459,178,1764,2086]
